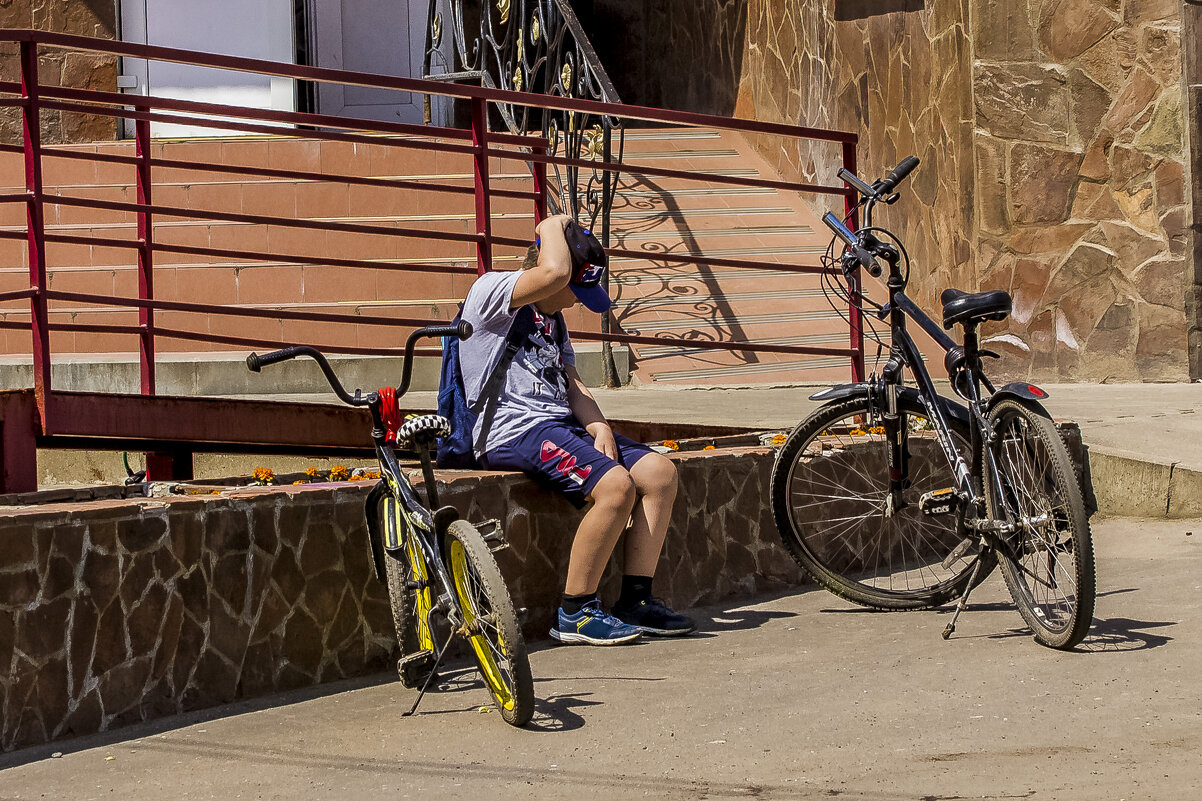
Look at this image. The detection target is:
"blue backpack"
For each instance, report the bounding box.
[435,304,564,469]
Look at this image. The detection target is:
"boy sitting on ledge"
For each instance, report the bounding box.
[459,214,695,644]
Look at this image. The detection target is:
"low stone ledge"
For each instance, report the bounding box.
[0,446,800,752]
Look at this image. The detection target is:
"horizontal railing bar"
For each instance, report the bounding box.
[156,326,442,358]
[0,192,32,203]
[506,147,853,197]
[568,328,857,358]
[150,242,478,275]
[0,288,37,303]
[151,156,477,196]
[44,193,484,245]
[48,321,140,335]
[44,289,439,328]
[37,97,482,157]
[0,320,33,330]
[0,230,479,276]
[1,29,857,145]
[491,235,836,275]
[41,83,542,150]
[0,79,20,94]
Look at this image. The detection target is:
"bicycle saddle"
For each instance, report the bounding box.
[396,414,451,448]
[940,288,1012,330]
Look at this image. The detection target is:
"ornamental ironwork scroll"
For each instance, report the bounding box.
[423,0,624,237]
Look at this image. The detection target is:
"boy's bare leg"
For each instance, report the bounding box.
[623,453,679,576]
[564,467,636,595]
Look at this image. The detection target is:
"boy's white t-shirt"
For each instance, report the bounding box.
[459,270,576,455]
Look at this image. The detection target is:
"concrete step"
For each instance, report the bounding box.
[0,342,629,396]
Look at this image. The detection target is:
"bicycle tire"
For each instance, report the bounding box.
[444,519,534,727]
[983,399,1095,649]
[381,495,436,685]
[770,395,995,610]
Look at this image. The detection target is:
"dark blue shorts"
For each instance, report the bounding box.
[480,417,655,508]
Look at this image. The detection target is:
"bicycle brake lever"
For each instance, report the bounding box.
[980,349,1000,360]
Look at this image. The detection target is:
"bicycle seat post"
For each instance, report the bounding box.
[417,441,440,510]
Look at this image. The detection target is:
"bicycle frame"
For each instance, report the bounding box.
[851,194,1017,537]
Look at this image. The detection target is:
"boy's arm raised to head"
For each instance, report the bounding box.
[510,214,574,309]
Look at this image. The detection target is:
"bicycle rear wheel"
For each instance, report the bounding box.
[770,395,994,609]
[444,519,534,727]
[984,399,1094,649]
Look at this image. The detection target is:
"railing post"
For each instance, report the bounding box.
[843,140,866,383]
[532,144,548,224]
[471,97,493,275]
[20,40,52,428]
[135,112,156,395]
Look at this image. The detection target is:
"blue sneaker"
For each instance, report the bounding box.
[612,597,697,636]
[550,599,642,645]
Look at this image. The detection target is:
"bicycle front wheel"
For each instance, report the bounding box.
[771,395,994,609]
[984,399,1094,649]
[444,519,534,727]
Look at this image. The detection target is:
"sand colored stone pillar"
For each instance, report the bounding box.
[969,0,1194,381]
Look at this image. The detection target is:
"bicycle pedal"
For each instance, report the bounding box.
[475,518,510,552]
[397,649,437,689]
[919,488,958,517]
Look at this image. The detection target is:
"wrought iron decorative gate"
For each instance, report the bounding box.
[422,0,623,236]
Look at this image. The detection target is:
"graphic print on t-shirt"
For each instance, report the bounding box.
[516,310,569,402]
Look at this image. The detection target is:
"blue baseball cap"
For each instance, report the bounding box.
[564,221,611,313]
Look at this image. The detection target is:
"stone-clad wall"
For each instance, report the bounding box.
[0,0,118,145]
[972,0,1193,382]
[732,0,978,327]
[588,1,1197,380]
[0,447,802,752]
[1181,0,1201,377]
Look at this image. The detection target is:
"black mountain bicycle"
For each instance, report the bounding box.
[770,157,1095,650]
[247,324,535,725]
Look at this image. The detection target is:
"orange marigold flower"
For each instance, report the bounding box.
[292,480,307,485]
[329,465,350,481]
[703,445,716,450]
[662,440,679,451]
[849,428,866,436]
[304,466,320,477]
[252,467,275,485]
[771,434,787,445]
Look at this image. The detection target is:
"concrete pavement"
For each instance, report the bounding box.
[3,516,1199,799]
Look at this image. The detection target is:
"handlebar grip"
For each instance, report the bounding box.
[879,156,920,193]
[821,212,881,278]
[419,320,473,341]
[246,346,305,372]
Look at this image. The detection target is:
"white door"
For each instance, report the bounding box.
[119,0,296,138]
[312,0,428,125]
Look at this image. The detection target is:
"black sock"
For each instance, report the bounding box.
[618,575,653,608]
[561,593,596,616]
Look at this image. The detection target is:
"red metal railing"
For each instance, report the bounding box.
[0,29,862,489]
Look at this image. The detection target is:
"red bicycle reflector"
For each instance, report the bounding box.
[1027,384,1046,398]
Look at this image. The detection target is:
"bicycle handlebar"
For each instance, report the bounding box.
[879,156,920,194]
[246,346,306,373]
[246,320,474,405]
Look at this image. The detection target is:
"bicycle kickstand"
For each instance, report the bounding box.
[941,543,988,641]
[402,627,456,717]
